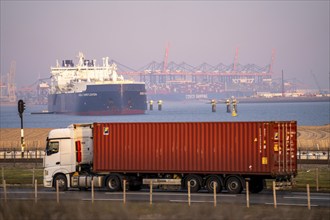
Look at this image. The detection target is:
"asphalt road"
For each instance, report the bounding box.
[1,187,329,208]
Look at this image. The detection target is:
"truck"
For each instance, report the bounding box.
[43,121,297,194]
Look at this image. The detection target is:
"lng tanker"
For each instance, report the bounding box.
[48,52,147,115]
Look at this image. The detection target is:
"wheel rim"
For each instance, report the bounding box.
[108,178,118,189]
[186,175,201,192]
[210,180,218,190]
[54,175,67,191]
[58,179,66,187]
[226,177,241,193]
[189,179,197,188]
[229,181,238,190]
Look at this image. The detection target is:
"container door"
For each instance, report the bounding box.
[256,122,272,174]
[272,122,297,176]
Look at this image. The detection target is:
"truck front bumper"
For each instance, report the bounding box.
[44,170,53,187]
[43,175,53,188]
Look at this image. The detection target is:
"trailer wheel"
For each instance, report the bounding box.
[185,175,201,193]
[225,176,242,194]
[54,174,67,191]
[249,178,264,193]
[205,176,222,193]
[106,175,122,192]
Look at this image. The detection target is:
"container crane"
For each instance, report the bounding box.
[0,61,16,103]
[310,70,323,94]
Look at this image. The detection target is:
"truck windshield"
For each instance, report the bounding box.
[46,141,59,156]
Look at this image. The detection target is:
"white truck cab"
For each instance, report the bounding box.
[43,124,93,190]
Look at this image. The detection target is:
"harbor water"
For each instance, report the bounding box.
[0,101,329,128]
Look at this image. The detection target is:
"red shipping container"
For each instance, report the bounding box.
[93,121,297,177]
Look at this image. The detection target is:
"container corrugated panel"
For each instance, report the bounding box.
[93,121,297,176]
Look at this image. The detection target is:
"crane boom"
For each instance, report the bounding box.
[310,70,322,93]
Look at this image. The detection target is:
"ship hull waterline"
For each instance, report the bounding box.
[48,84,147,116]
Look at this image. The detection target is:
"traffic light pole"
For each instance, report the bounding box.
[20,113,25,158]
[18,99,26,158]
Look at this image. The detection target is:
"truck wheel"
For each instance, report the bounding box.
[225,176,242,194]
[54,174,68,191]
[249,178,264,193]
[205,176,222,193]
[185,175,201,193]
[106,175,122,192]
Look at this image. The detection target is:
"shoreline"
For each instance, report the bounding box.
[0,125,329,150]
[233,96,329,103]
[1,95,329,106]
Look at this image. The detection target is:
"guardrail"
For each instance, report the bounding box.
[0,149,45,159]
[297,149,330,160]
[0,149,329,164]
[0,149,44,164]
[297,149,330,165]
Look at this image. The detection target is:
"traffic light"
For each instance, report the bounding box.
[18,99,26,115]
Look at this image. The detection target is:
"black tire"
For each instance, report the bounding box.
[54,174,68,191]
[225,176,243,194]
[185,175,201,193]
[205,176,222,193]
[249,178,264,193]
[106,175,122,192]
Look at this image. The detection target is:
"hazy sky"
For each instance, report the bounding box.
[1,1,329,90]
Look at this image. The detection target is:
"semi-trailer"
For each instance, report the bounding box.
[43,121,297,193]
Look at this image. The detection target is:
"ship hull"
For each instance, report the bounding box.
[48,83,147,115]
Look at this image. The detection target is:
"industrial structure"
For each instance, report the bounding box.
[0,61,17,104]
[4,47,319,105]
[113,48,278,100]
[16,78,50,105]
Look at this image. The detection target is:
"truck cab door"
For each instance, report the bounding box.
[45,141,61,168]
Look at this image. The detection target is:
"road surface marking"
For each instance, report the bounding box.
[82,198,123,201]
[292,192,330,196]
[170,200,214,203]
[1,191,65,194]
[284,196,330,200]
[265,203,318,207]
[105,192,236,197]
